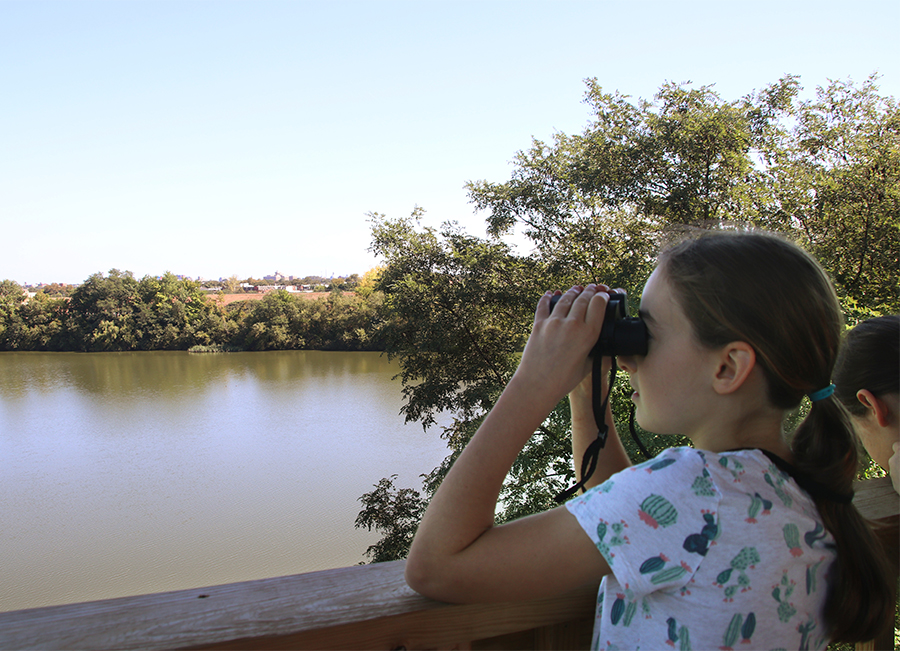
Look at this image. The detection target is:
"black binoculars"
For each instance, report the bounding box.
[548,289,648,357]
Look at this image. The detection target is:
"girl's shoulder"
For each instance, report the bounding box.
[625,445,708,478]
[576,446,718,506]
[633,447,795,482]
[606,447,810,507]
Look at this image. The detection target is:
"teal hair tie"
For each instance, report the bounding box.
[808,384,836,402]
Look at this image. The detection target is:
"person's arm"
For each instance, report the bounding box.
[405,285,612,603]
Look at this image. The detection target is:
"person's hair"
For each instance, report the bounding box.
[833,315,900,416]
[658,228,893,643]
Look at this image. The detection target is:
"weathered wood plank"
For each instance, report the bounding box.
[0,561,420,650]
[0,560,595,651]
[184,585,596,650]
[854,475,900,521]
[853,476,899,651]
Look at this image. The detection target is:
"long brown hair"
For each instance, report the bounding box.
[833,315,900,416]
[659,228,893,642]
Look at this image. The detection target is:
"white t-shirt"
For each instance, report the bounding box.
[565,446,836,650]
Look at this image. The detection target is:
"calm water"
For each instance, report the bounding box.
[0,351,451,612]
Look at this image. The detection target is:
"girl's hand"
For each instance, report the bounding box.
[513,284,611,404]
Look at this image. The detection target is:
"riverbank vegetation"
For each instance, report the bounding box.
[0,270,386,352]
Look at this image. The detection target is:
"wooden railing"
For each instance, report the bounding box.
[0,476,896,651]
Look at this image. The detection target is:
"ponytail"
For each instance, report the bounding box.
[659,228,895,642]
[791,397,894,641]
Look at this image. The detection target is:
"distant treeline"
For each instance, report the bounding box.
[0,271,386,352]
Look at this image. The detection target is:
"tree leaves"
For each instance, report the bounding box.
[357,74,898,562]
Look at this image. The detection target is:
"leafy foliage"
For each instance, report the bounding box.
[355,475,428,563]
[231,288,385,351]
[0,272,387,352]
[750,74,899,312]
[355,74,898,562]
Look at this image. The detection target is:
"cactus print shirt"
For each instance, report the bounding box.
[565,446,836,650]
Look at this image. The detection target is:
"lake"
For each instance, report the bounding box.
[0,351,451,612]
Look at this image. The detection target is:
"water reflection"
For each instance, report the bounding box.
[0,351,449,612]
[0,350,399,397]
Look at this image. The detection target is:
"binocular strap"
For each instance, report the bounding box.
[554,356,652,503]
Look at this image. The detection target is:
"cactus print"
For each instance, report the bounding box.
[595,519,629,561]
[745,492,773,523]
[650,564,689,585]
[805,557,827,595]
[731,546,761,571]
[783,523,803,557]
[772,572,798,623]
[714,547,760,601]
[640,554,667,575]
[691,467,716,497]
[764,469,793,507]
[682,511,718,556]
[647,457,677,473]
[804,522,827,549]
[717,454,746,481]
[638,494,678,529]
[609,592,638,627]
[639,554,691,586]
[665,617,691,650]
[564,447,834,650]
[798,618,818,650]
[722,612,756,649]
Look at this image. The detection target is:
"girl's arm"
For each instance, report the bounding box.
[405,286,613,603]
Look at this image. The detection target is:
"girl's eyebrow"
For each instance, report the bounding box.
[639,308,655,324]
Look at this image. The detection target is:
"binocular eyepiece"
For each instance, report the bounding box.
[548,290,649,357]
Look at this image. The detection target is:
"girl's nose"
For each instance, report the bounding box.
[616,355,637,374]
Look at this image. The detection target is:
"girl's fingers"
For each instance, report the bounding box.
[537,283,611,324]
[535,291,554,319]
[568,284,611,323]
[585,289,610,325]
[548,285,593,317]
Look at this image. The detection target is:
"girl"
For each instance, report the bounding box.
[834,315,900,494]
[405,230,893,648]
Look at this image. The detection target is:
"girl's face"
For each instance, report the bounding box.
[617,266,721,438]
[852,392,900,471]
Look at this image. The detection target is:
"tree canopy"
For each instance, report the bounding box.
[356,74,898,561]
[0,272,386,353]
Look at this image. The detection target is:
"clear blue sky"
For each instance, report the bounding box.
[2,0,897,285]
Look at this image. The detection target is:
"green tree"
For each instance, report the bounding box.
[229,289,384,352]
[7,292,69,350]
[355,475,428,563]
[0,280,28,349]
[67,269,141,351]
[134,272,227,349]
[222,276,243,294]
[35,283,75,297]
[356,75,898,562]
[750,74,899,315]
[359,209,591,550]
[235,290,306,350]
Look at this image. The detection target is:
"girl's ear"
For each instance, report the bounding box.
[712,342,756,395]
[856,389,893,427]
